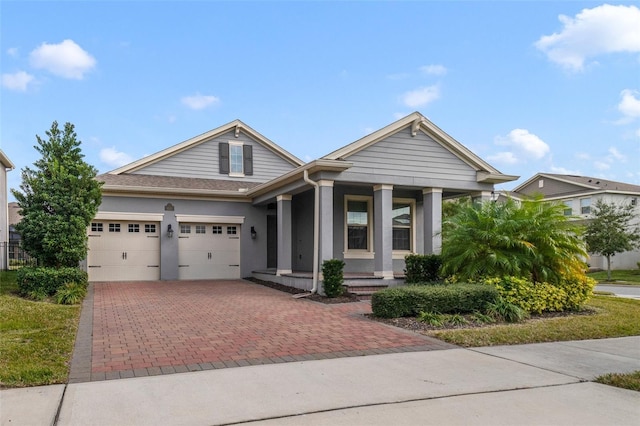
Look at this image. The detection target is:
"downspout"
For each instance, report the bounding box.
[300,169,320,295]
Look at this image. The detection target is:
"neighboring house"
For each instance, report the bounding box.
[0,150,15,270]
[89,112,518,287]
[8,202,21,243]
[513,173,640,270]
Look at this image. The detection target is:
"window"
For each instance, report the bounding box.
[632,198,638,206]
[145,224,156,233]
[563,201,573,216]
[128,224,140,233]
[219,142,253,176]
[91,223,103,232]
[212,225,222,234]
[227,226,237,235]
[195,225,206,234]
[580,198,591,215]
[392,200,413,251]
[180,225,191,234]
[109,223,120,233]
[346,197,371,251]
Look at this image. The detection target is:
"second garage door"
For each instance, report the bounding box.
[178,223,241,280]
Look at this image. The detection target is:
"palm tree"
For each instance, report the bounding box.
[441,196,587,283]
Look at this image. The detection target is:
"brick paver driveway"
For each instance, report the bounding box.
[71,280,454,382]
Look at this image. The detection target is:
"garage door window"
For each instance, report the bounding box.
[227,226,237,235]
[128,224,140,233]
[145,224,156,233]
[212,226,222,234]
[180,225,191,234]
[109,223,121,233]
[195,225,206,234]
[91,223,103,232]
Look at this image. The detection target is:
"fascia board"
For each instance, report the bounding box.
[101,184,250,199]
[476,171,520,184]
[175,214,245,224]
[0,150,15,170]
[94,211,165,221]
[513,173,599,193]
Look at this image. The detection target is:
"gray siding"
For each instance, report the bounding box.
[344,128,477,183]
[519,177,583,197]
[292,191,314,271]
[0,165,7,269]
[133,130,296,182]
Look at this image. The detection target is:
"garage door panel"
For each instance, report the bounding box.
[178,223,240,280]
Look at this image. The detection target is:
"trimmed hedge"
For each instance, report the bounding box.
[404,254,442,284]
[322,259,345,298]
[16,267,88,298]
[371,284,499,318]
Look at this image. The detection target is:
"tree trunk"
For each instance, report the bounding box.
[606,255,612,281]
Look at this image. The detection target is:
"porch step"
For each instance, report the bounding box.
[346,284,391,297]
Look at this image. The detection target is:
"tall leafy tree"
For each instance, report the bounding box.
[584,199,640,280]
[441,196,587,283]
[12,121,102,267]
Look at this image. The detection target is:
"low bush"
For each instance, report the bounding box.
[17,267,88,300]
[371,284,499,318]
[486,297,529,323]
[322,259,345,298]
[404,254,442,284]
[55,282,87,305]
[482,274,595,314]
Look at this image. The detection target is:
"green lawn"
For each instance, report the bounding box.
[0,270,81,388]
[595,371,640,392]
[588,269,640,284]
[429,296,640,347]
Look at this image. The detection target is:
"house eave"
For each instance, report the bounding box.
[0,150,15,170]
[101,184,251,199]
[477,171,519,184]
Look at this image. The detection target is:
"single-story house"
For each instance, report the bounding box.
[513,173,640,270]
[88,112,518,289]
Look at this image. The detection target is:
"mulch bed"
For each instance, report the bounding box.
[247,277,361,304]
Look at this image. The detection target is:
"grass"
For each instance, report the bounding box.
[595,371,640,392]
[0,271,81,388]
[588,269,640,284]
[428,296,640,347]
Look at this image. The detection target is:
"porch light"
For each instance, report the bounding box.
[251,226,257,239]
[166,224,174,238]
[490,190,498,203]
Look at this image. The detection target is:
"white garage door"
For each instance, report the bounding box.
[87,221,160,281]
[178,223,240,280]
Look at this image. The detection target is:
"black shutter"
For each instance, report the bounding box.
[243,145,253,176]
[219,142,229,174]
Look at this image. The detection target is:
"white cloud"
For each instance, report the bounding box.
[1,71,35,91]
[495,129,550,160]
[401,85,440,108]
[181,93,220,110]
[607,147,626,162]
[575,152,590,161]
[618,89,640,121]
[387,72,410,81]
[7,47,18,57]
[487,151,519,165]
[420,64,448,76]
[100,147,133,168]
[594,160,611,171]
[550,165,582,175]
[29,39,96,79]
[535,4,640,72]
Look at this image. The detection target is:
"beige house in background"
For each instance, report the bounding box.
[0,150,15,270]
[513,173,640,270]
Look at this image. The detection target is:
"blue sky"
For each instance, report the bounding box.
[2,1,639,201]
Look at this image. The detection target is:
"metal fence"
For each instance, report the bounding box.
[0,242,37,270]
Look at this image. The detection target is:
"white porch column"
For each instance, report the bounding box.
[374,184,394,279]
[276,194,292,276]
[318,180,334,265]
[423,188,443,254]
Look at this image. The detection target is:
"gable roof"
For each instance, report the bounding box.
[514,173,640,195]
[109,119,304,175]
[322,112,517,184]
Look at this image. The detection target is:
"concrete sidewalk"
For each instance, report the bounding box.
[2,336,639,426]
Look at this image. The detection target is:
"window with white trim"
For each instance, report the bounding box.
[580,198,591,215]
[392,199,414,252]
[229,142,244,175]
[345,196,372,253]
[145,224,156,233]
[227,226,237,235]
[180,225,191,234]
[563,200,573,216]
[212,225,222,234]
[128,224,140,233]
[195,225,206,234]
[91,223,103,232]
[109,223,121,233]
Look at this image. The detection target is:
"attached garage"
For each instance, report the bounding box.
[177,215,243,280]
[87,212,163,282]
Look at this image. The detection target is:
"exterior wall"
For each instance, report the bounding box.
[95,196,269,278]
[0,164,7,269]
[518,177,583,197]
[133,130,297,183]
[292,191,314,271]
[342,128,477,184]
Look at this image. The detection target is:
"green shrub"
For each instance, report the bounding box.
[404,254,442,284]
[486,297,529,323]
[55,282,87,305]
[371,284,499,318]
[322,259,345,298]
[417,311,445,326]
[482,274,595,314]
[17,267,88,298]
